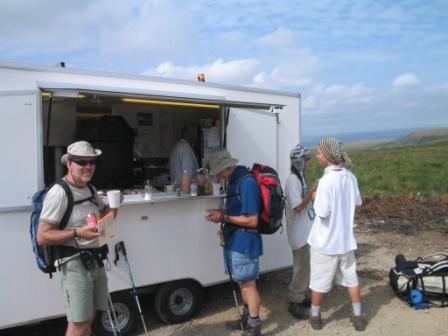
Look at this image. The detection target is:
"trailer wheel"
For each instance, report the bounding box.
[92,292,139,336]
[154,280,202,324]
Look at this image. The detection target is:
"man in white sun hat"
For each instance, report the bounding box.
[37,140,119,336]
[205,149,263,336]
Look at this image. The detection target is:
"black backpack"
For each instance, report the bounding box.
[30,179,95,278]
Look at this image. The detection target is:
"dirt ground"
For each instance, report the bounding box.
[3,195,446,336]
[139,194,448,336]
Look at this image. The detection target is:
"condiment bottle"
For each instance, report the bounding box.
[181,170,190,193]
[190,175,198,196]
[203,169,212,195]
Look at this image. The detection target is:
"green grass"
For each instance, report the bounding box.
[305,141,448,195]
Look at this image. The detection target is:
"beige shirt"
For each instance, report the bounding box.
[40,178,105,249]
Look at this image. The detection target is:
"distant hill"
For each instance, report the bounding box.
[346,128,448,150]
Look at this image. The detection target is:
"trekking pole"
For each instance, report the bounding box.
[105,305,118,336]
[114,241,149,336]
[106,291,122,335]
[221,218,245,332]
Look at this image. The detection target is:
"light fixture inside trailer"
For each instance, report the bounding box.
[121,97,219,109]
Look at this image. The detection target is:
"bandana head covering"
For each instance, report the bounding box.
[289,144,315,220]
[290,144,311,173]
[319,137,352,169]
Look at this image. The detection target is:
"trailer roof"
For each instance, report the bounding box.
[0,62,300,98]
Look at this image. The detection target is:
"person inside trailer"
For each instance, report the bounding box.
[169,125,199,192]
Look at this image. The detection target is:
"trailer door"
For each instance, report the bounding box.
[0,92,41,209]
[226,107,278,169]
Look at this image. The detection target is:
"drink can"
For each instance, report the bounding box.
[87,213,97,225]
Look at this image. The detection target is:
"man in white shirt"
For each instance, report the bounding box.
[169,126,199,191]
[307,137,366,331]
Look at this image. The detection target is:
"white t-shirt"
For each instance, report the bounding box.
[285,173,314,250]
[307,165,362,255]
[169,139,199,188]
[40,179,105,249]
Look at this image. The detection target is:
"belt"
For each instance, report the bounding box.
[56,245,109,260]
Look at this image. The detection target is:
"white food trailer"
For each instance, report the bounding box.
[0,63,301,335]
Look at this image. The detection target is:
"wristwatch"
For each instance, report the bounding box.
[73,229,79,240]
[223,214,231,223]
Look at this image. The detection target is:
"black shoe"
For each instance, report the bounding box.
[309,314,323,330]
[351,314,367,331]
[242,323,261,336]
[288,302,309,319]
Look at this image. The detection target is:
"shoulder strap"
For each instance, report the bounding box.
[225,169,252,199]
[73,183,98,206]
[236,171,254,196]
[56,179,74,230]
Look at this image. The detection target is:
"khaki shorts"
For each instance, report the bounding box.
[60,256,108,322]
[309,248,359,293]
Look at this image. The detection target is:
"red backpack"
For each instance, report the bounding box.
[235,163,284,234]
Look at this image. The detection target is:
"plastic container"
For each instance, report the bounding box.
[190,176,198,196]
[144,180,152,200]
[181,170,190,193]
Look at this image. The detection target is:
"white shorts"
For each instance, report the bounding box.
[309,248,359,293]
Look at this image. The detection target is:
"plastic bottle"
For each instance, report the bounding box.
[196,170,205,195]
[190,176,198,196]
[203,169,212,195]
[144,179,152,200]
[181,169,190,193]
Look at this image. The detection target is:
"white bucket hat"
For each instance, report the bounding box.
[208,149,238,176]
[61,141,102,164]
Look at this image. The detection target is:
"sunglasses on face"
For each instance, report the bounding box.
[70,159,96,167]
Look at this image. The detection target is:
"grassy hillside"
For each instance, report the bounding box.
[345,127,448,150]
[305,141,448,195]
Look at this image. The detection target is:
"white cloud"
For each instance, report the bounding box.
[143,58,262,84]
[424,82,448,93]
[304,82,374,115]
[302,96,317,110]
[392,73,420,87]
[0,0,196,58]
[257,28,300,48]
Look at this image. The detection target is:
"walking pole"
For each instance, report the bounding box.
[105,306,118,336]
[221,219,245,332]
[106,291,122,335]
[114,241,149,336]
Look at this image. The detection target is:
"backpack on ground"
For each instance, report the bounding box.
[389,252,448,308]
[30,179,95,278]
[234,163,285,234]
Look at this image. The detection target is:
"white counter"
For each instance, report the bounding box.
[104,192,225,206]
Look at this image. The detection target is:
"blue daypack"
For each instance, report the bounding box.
[30,179,95,278]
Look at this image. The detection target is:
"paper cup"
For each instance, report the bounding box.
[107,190,121,208]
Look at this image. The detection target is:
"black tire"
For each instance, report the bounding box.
[92,292,139,336]
[154,280,202,324]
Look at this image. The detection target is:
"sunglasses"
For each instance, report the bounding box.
[70,159,96,167]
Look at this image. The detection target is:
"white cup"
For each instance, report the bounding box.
[107,190,121,208]
[212,182,221,196]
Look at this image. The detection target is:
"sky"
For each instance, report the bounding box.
[1,0,447,136]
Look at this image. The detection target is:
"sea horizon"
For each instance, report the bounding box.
[300,126,442,148]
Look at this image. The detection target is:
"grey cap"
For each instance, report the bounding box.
[208,149,238,176]
[61,141,102,164]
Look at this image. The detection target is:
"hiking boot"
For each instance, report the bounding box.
[288,302,309,319]
[225,315,248,331]
[242,323,261,336]
[309,314,323,330]
[351,314,367,331]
